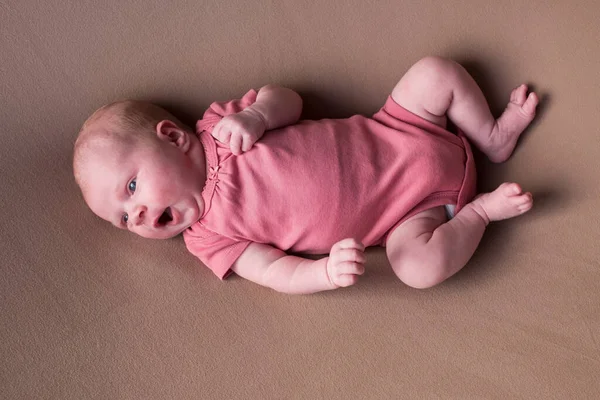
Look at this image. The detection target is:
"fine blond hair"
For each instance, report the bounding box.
[73,100,189,188]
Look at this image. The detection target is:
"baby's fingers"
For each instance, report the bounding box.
[335,261,365,276]
[229,132,243,155]
[335,274,359,288]
[241,132,256,152]
[331,238,365,253]
[212,122,231,144]
[332,248,366,264]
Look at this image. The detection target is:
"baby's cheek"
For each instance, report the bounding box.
[155,190,173,204]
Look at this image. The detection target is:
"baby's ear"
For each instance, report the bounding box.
[156,120,190,152]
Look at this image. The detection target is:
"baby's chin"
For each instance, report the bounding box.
[135,225,188,240]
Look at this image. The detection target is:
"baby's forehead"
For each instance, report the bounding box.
[76,137,129,205]
[77,131,126,161]
[75,134,129,183]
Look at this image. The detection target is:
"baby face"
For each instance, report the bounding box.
[81,135,205,239]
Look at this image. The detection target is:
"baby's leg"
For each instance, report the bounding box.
[392,56,539,163]
[385,183,532,289]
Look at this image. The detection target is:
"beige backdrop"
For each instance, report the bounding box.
[2,1,600,399]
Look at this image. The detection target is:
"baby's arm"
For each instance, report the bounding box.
[231,239,366,295]
[211,85,302,155]
[251,84,302,130]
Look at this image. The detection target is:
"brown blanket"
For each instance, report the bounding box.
[2,1,599,398]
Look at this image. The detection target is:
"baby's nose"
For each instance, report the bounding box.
[132,205,147,226]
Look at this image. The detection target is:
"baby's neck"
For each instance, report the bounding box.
[186,132,208,185]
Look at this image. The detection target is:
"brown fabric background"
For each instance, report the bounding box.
[2,1,599,398]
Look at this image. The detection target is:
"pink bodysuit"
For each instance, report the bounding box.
[184,90,476,279]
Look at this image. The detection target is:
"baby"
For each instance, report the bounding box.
[73,56,538,294]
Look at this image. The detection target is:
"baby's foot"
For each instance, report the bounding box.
[472,182,533,223]
[486,84,539,163]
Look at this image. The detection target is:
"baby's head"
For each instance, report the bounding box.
[74,100,207,239]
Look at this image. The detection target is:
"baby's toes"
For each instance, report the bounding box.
[499,182,523,197]
[517,193,533,212]
[511,84,528,105]
[509,192,533,213]
[521,92,539,116]
[518,201,533,213]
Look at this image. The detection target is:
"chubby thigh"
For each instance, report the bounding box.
[384,206,450,288]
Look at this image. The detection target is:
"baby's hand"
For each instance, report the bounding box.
[212,108,267,155]
[326,238,366,288]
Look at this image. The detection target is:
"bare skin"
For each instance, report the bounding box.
[391,57,538,163]
[77,58,539,294]
[385,56,538,289]
[231,57,538,293]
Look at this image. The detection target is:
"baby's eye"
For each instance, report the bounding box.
[122,213,129,224]
[128,178,137,193]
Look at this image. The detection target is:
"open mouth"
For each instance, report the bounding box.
[158,207,173,226]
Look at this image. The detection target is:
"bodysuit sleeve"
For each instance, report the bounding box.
[183,224,252,280]
[196,89,258,134]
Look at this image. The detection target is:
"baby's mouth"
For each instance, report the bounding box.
[158,207,173,226]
